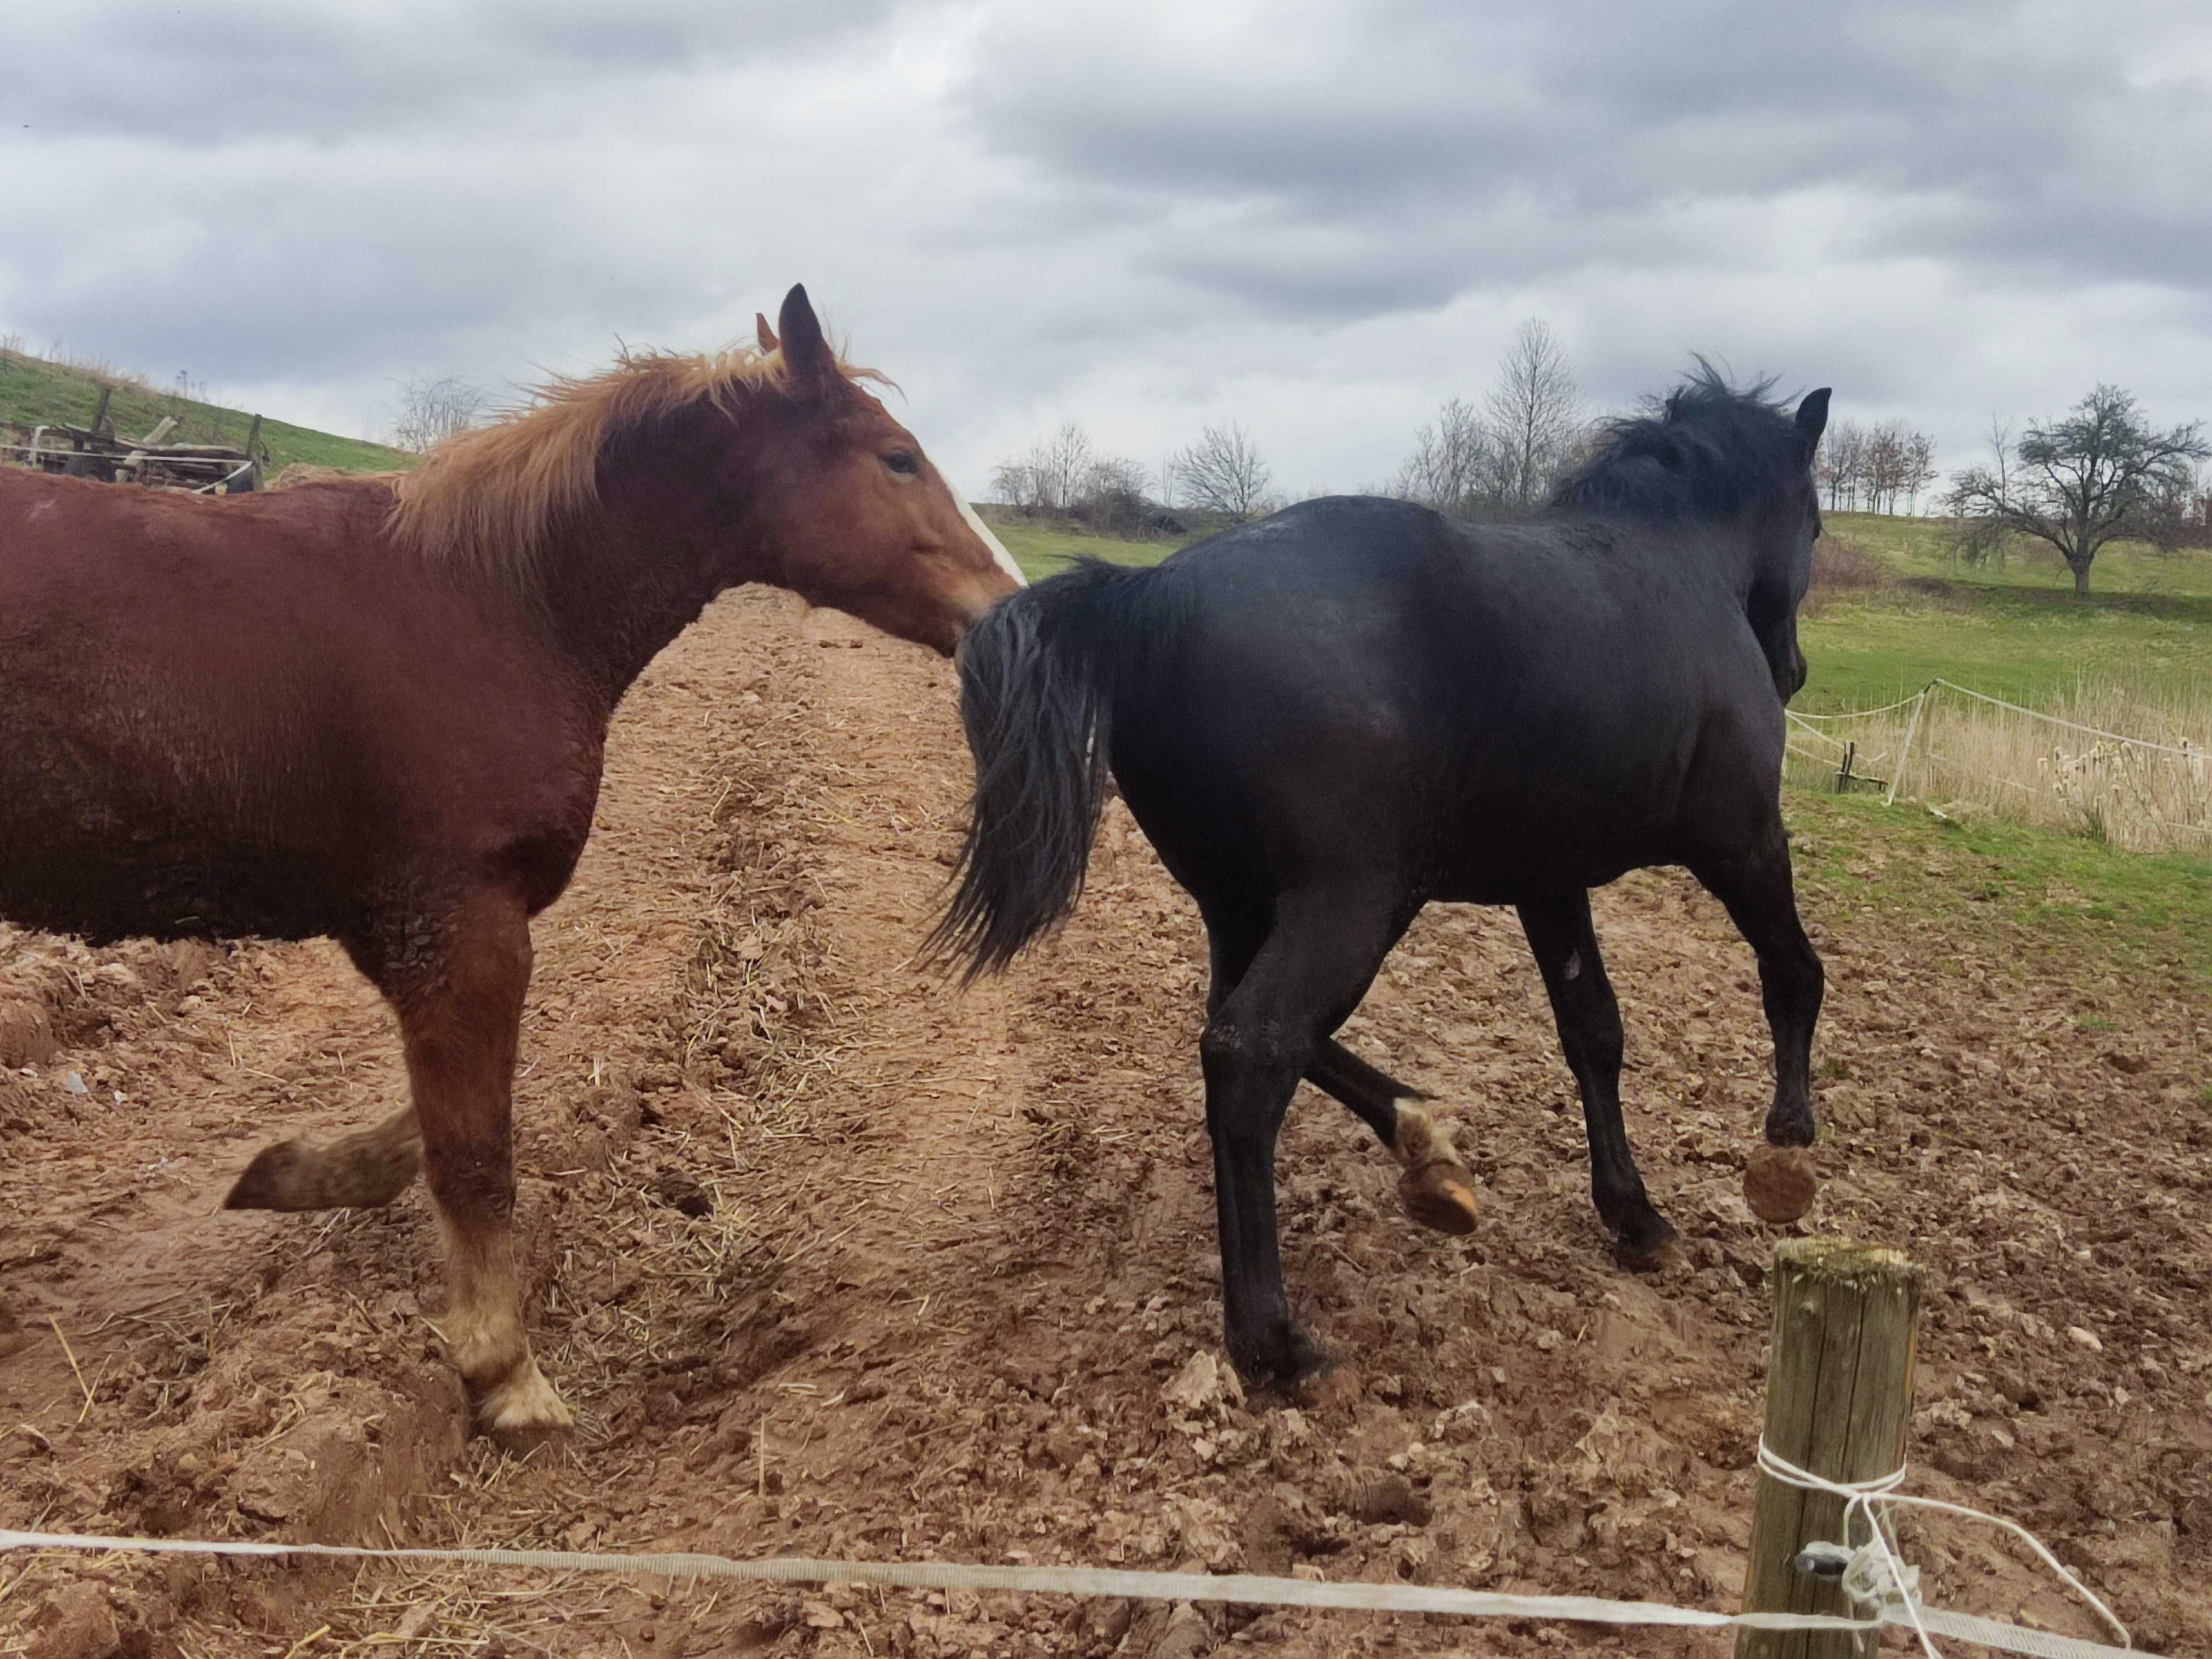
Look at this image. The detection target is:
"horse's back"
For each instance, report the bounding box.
[1112,497,1785,899]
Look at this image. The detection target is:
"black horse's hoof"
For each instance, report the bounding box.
[1610,1211,1681,1272]
[1226,1317,1331,1390]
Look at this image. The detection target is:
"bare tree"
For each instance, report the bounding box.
[1819,418,1936,514]
[990,421,1098,514]
[1945,384,2209,595]
[1074,453,1153,534]
[1818,420,1867,511]
[389,375,491,453]
[1393,397,1502,518]
[1173,422,1274,521]
[1485,319,1582,512]
[1902,429,1938,513]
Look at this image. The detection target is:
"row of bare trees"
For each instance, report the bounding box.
[983,357,2208,602]
[990,419,1277,531]
[1392,320,1583,518]
[1818,419,1938,514]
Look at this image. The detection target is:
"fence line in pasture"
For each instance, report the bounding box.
[1783,677,2211,853]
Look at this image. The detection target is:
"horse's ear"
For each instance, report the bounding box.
[756,312,780,353]
[1794,388,1832,453]
[776,284,837,393]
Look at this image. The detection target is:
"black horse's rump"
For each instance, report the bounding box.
[944,374,1832,1384]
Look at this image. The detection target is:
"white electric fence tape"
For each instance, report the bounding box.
[0,1516,2146,1657]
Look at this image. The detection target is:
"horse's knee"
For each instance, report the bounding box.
[1199,1014,1293,1094]
[1199,1013,1261,1071]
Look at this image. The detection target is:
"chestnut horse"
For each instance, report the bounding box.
[0,285,1022,1437]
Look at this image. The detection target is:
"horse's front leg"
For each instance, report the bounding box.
[377,890,572,1441]
[1692,826,1825,1222]
[1517,891,1677,1266]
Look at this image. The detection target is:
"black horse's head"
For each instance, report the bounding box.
[1551,368,1830,701]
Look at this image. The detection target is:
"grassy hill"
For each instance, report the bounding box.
[0,345,408,474]
[1798,512,2211,710]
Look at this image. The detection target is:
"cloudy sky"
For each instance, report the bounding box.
[4,0,2209,500]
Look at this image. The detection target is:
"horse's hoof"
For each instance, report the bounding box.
[1611,1213,1681,1272]
[1294,1364,1365,1413]
[224,1141,311,1211]
[223,1117,421,1212]
[1744,1144,1819,1224]
[1391,1102,1480,1235]
[1228,1319,1331,1391]
[478,1358,576,1451]
[1399,1159,1481,1235]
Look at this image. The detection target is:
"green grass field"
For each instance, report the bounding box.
[1799,513,2212,711]
[1785,789,2210,988]
[1,347,408,474]
[990,519,1185,583]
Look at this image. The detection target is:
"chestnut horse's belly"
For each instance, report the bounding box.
[0,629,597,950]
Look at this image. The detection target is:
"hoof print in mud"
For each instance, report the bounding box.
[1743,1143,1820,1224]
[1292,1363,1366,1413]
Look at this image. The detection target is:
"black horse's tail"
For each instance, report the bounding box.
[932,559,1159,979]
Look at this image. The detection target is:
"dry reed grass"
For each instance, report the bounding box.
[1787,676,2212,853]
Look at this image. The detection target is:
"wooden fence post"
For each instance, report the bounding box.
[1736,1239,1923,1659]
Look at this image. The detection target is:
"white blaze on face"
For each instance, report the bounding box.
[951,482,1026,587]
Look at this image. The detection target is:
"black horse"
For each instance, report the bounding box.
[938,371,1832,1383]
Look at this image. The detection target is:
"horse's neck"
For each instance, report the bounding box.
[529,494,769,715]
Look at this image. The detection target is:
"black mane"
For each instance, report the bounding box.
[1547,363,1808,521]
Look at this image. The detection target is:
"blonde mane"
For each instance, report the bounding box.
[387,345,874,578]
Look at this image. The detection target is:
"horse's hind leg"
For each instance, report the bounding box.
[1691,827,1824,1222]
[1203,904,1477,1236]
[1199,884,1409,1384]
[1517,891,1677,1267]
[372,890,569,1439]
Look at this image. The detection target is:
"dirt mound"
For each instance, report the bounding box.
[3,589,2206,1656]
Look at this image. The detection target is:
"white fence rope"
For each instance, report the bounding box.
[1928,680,2201,761]
[1754,1442,2132,1658]
[0,1522,2147,1657]
[1786,677,2210,834]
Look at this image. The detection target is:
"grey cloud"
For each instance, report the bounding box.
[958,0,2211,316]
[1,2,901,144]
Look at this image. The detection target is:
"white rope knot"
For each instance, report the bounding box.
[1755,1438,2132,1656]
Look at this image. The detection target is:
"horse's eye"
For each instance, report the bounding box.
[884,450,920,477]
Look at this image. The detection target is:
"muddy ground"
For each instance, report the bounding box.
[2,588,2206,1658]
